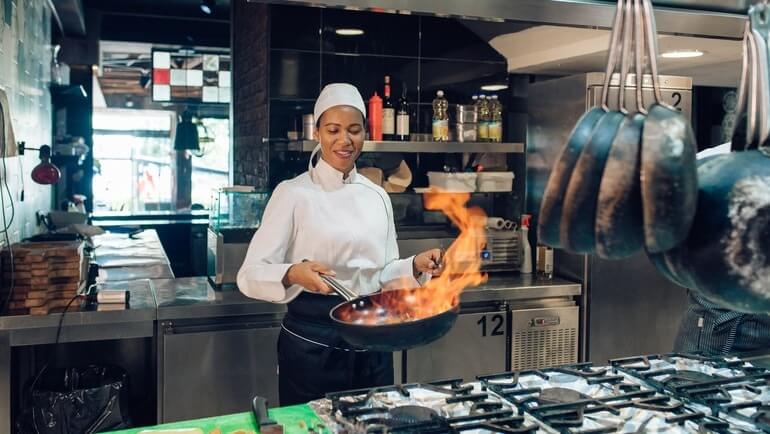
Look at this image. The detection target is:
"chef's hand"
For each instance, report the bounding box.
[413,249,445,278]
[283,261,336,294]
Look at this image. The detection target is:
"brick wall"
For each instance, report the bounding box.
[231,0,270,189]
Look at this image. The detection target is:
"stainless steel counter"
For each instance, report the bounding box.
[0,279,156,343]
[1,233,584,335]
[151,273,580,321]
[154,277,287,320]
[94,230,175,282]
[461,274,581,303]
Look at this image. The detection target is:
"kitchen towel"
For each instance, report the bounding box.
[0,87,17,157]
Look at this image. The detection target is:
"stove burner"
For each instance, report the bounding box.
[389,405,438,425]
[538,387,589,406]
[352,406,450,434]
[663,370,717,389]
[747,405,770,429]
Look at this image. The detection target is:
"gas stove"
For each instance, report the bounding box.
[479,363,737,433]
[308,354,769,433]
[611,353,770,433]
[308,379,547,433]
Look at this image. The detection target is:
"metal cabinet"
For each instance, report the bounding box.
[160,318,280,423]
[403,309,507,383]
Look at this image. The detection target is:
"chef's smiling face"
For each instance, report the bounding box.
[316,105,365,176]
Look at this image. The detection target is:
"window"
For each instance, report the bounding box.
[93,109,175,213]
[92,109,231,213]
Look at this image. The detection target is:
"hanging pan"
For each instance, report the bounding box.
[595,0,646,259]
[538,0,625,249]
[638,0,699,254]
[558,0,629,253]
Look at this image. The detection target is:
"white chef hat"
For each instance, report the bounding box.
[313,83,366,125]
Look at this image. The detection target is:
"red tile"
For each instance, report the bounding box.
[153,69,170,85]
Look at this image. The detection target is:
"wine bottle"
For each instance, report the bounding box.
[396,82,410,141]
[382,75,396,141]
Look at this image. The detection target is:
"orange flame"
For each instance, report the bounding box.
[336,189,488,325]
[420,189,488,313]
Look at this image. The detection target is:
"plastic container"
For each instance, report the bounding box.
[456,122,478,142]
[302,114,315,140]
[427,172,477,192]
[456,104,478,123]
[477,171,514,192]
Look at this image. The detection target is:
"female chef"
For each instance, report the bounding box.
[237,83,444,405]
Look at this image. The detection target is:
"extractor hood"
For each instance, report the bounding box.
[249,0,747,39]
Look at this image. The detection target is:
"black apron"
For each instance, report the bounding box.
[277,291,394,406]
[674,290,770,356]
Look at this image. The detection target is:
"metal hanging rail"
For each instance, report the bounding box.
[249,0,748,39]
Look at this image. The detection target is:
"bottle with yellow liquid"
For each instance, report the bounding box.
[488,94,503,142]
[477,94,490,142]
[432,90,449,141]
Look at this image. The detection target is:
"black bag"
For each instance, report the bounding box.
[18,365,131,434]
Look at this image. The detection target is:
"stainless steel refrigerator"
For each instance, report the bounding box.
[527,73,692,364]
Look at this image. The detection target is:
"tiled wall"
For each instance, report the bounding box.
[0,0,52,243]
[267,5,508,187]
[268,5,507,142]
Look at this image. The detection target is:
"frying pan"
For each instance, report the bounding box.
[320,275,459,352]
[559,0,629,253]
[649,22,751,288]
[638,0,698,254]
[595,0,645,259]
[666,150,770,313]
[538,0,625,249]
[649,7,770,313]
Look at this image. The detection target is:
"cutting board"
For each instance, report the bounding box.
[106,404,322,434]
[1,240,86,315]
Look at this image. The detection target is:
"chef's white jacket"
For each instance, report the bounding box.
[237,154,426,303]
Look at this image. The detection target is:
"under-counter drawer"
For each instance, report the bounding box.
[161,324,280,423]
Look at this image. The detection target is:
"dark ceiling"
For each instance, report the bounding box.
[82,0,232,47]
[84,0,231,20]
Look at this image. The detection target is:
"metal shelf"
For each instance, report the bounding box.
[285,140,524,153]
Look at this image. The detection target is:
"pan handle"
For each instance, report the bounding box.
[301,259,356,301]
[319,274,357,302]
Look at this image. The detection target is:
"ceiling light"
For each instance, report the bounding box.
[661,49,704,59]
[335,28,365,36]
[481,84,508,92]
[200,0,215,15]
